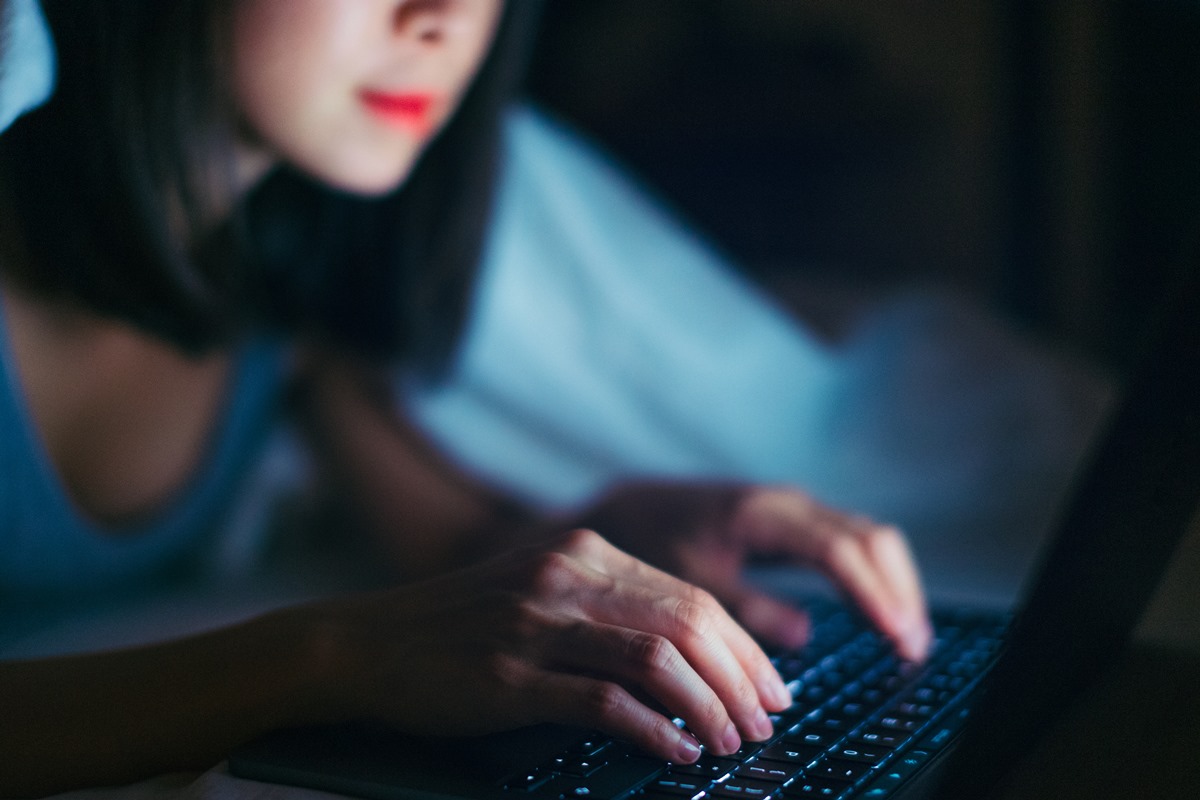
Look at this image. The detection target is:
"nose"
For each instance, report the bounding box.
[393,0,456,45]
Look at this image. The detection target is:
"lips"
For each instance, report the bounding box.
[359,90,436,132]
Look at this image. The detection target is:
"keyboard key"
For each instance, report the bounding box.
[921,726,956,752]
[770,704,805,727]
[647,776,708,796]
[876,716,922,733]
[925,673,966,692]
[836,702,867,719]
[802,686,828,705]
[568,737,613,758]
[857,771,904,797]
[820,672,845,690]
[808,757,873,783]
[839,680,863,700]
[830,745,890,764]
[891,749,932,777]
[550,755,606,777]
[757,743,823,767]
[854,728,908,749]
[711,776,779,798]
[783,730,835,749]
[780,775,854,798]
[854,745,935,797]
[924,674,951,691]
[892,703,934,719]
[815,717,853,734]
[728,741,765,760]
[503,768,552,792]
[910,687,951,705]
[732,761,796,783]
[668,755,737,781]
[774,658,806,681]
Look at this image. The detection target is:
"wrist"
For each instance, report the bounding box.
[240,604,356,731]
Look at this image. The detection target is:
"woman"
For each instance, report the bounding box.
[0,1,928,795]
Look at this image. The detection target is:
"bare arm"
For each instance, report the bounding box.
[296,353,538,578]
[1,533,792,797]
[299,355,931,659]
[0,608,321,797]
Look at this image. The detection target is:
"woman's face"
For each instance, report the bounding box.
[233,0,503,196]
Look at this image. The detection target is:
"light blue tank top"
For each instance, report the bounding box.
[0,298,287,595]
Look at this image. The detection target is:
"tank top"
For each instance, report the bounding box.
[0,296,287,594]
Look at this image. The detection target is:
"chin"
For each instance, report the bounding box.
[303,153,417,197]
[328,168,414,197]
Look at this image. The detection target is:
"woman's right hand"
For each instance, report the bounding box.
[304,528,793,763]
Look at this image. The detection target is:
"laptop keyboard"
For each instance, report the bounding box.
[502,600,1007,800]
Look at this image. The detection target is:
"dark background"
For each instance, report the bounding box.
[523,0,1200,371]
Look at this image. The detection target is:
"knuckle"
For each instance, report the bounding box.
[819,533,860,568]
[583,680,630,721]
[861,523,906,554]
[507,596,549,641]
[481,651,529,693]
[627,632,677,675]
[688,585,722,614]
[528,550,579,596]
[731,675,762,712]
[560,527,604,555]
[777,486,815,513]
[671,598,712,642]
[692,693,728,729]
[876,523,906,543]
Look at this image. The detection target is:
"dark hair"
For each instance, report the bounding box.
[0,0,541,368]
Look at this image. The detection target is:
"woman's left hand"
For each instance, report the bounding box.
[299,363,931,659]
[571,482,932,661]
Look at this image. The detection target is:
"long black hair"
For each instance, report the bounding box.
[0,0,541,370]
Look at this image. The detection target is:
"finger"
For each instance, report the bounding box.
[546,620,743,756]
[730,496,932,661]
[580,576,781,745]
[807,518,930,661]
[534,671,704,764]
[858,524,932,660]
[570,532,792,714]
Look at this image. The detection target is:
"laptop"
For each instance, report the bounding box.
[230,261,1200,800]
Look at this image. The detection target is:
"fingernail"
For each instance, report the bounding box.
[772,676,792,705]
[901,620,933,661]
[766,674,793,710]
[675,734,702,763]
[721,721,741,754]
[751,706,773,741]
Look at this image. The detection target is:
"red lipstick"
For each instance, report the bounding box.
[359,90,435,133]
